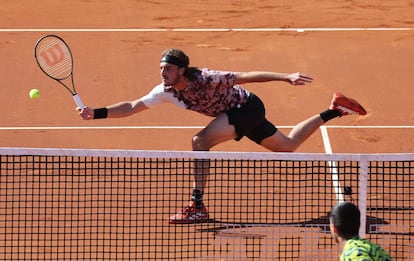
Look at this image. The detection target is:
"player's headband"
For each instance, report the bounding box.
[160,55,188,68]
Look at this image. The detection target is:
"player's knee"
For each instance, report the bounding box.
[192,135,210,151]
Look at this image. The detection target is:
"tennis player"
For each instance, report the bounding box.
[329,202,392,260]
[78,48,367,224]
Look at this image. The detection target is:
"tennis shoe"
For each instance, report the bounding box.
[329,92,367,116]
[169,201,210,224]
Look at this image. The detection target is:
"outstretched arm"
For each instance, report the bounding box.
[235,71,313,86]
[77,99,149,120]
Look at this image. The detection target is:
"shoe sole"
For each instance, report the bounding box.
[169,216,212,224]
[169,219,212,224]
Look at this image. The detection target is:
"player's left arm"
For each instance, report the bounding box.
[235,71,313,86]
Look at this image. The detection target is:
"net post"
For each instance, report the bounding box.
[358,155,369,238]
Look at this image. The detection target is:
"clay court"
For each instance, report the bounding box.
[0,1,413,260]
[0,0,413,152]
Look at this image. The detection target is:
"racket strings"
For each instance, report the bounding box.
[35,38,73,80]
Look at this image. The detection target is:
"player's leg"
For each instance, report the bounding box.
[192,113,238,151]
[260,114,324,152]
[169,113,237,224]
[191,112,237,191]
[171,96,271,223]
[260,92,367,152]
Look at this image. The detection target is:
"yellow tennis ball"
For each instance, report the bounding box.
[29,89,40,99]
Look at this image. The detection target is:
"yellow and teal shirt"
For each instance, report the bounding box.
[341,236,392,261]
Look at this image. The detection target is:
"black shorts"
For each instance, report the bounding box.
[225,93,277,144]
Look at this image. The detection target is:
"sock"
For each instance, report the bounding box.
[191,189,203,209]
[320,109,342,122]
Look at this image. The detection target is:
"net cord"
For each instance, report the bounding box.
[0,147,412,161]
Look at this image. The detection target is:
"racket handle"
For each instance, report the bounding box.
[73,93,85,108]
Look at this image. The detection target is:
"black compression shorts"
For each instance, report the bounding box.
[225,93,277,144]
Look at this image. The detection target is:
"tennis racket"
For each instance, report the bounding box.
[34,34,84,108]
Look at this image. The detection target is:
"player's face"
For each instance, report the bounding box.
[160,62,182,86]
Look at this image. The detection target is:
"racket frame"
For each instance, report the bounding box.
[34,34,85,108]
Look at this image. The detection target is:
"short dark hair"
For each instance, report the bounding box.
[160,49,189,68]
[330,202,360,239]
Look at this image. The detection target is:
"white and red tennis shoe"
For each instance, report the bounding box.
[329,92,367,116]
[169,201,210,224]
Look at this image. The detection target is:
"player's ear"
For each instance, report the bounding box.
[332,224,339,234]
[179,67,185,75]
[329,221,337,234]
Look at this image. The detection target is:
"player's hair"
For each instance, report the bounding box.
[161,49,189,68]
[160,48,200,81]
[329,202,360,239]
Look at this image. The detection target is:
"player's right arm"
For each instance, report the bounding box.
[77,83,169,120]
[105,99,149,118]
[77,99,148,120]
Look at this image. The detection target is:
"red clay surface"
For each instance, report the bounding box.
[0,0,413,153]
[0,1,413,260]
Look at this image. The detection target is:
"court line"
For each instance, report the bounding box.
[0,126,206,130]
[320,126,344,203]
[322,125,414,129]
[0,125,411,130]
[1,28,414,32]
[320,126,333,154]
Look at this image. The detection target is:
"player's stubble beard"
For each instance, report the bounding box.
[163,71,182,88]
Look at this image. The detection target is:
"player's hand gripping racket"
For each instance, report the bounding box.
[34,35,84,108]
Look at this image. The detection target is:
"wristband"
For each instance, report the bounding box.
[93,108,108,119]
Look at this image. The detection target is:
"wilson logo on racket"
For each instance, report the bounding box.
[39,44,65,67]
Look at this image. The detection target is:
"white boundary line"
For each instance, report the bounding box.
[0,126,206,130]
[321,125,414,129]
[321,126,344,202]
[0,125,412,130]
[1,28,414,33]
[320,126,333,154]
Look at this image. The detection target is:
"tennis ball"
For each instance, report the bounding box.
[29,89,40,99]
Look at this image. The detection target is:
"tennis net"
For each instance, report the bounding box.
[0,148,413,260]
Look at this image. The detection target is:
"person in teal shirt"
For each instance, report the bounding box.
[329,202,392,261]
